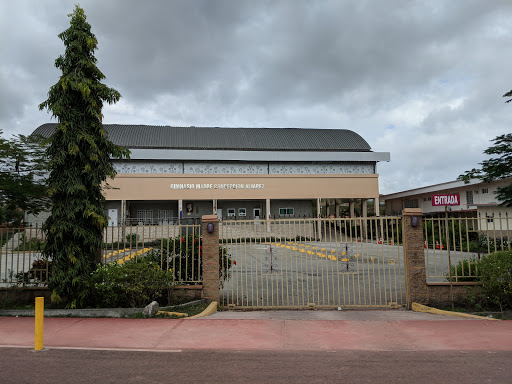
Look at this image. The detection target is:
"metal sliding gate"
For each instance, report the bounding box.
[219,217,406,309]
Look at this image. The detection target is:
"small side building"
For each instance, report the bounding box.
[380,178,512,231]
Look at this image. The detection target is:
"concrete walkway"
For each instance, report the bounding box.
[1,310,511,352]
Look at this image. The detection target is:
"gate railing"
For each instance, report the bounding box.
[102,222,202,284]
[219,217,405,308]
[1,222,202,287]
[424,215,511,282]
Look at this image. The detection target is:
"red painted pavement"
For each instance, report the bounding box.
[1,317,511,351]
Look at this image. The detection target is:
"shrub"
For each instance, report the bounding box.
[446,258,480,282]
[15,259,52,286]
[145,235,232,283]
[126,233,139,248]
[477,250,512,311]
[91,258,173,308]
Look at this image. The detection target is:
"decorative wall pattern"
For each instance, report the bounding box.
[114,161,375,175]
[114,162,183,174]
[269,163,374,174]
[184,162,268,174]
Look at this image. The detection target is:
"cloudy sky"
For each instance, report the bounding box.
[1,0,511,194]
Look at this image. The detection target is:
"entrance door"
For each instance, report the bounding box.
[253,208,261,220]
[108,209,118,226]
[217,209,223,221]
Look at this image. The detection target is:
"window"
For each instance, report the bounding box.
[466,190,473,205]
[279,208,294,216]
[227,208,235,217]
[137,210,153,224]
[482,188,488,194]
[238,208,246,217]
[403,199,419,209]
[158,210,173,224]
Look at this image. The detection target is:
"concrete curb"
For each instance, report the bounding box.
[412,302,500,321]
[0,299,207,318]
[187,301,218,319]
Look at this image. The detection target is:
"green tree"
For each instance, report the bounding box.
[0,130,48,225]
[504,89,512,103]
[39,6,129,307]
[459,134,512,206]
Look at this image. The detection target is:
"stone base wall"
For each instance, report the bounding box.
[0,287,52,305]
[426,283,481,307]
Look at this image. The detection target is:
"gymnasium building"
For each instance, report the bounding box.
[31,124,390,226]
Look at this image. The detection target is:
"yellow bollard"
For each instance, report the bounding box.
[34,297,44,351]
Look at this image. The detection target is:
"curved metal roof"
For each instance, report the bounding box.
[33,124,372,152]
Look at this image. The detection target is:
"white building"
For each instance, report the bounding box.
[381,178,512,231]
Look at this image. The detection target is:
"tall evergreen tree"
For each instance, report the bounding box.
[39,6,129,307]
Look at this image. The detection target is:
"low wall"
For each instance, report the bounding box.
[0,287,52,306]
[1,285,203,307]
[426,283,482,307]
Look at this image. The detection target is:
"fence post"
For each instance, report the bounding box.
[201,215,220,303]
[402,208,428,309]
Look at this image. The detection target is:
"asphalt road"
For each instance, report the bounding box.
[1,348,510,384]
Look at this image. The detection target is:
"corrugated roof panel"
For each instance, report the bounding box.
[32,124,372,152]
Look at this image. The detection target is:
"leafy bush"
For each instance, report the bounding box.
[15,259,52,286]
[446,258,480,282]
[144,235,232,283]
[125,233,139,248]
[91,258,173,308]
[477,250,512,311]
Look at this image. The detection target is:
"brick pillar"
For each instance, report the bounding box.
[201,215,220,303]
[402,208,428,308]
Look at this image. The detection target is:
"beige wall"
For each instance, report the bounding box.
[104,174,380,201]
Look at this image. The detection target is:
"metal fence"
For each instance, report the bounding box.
[102,222,202,284]
[0,222,202,287]
[1,225,47,287]
[424,215,511,282]
[219,217,405,309]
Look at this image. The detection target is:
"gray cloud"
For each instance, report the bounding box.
[1,0,511,193]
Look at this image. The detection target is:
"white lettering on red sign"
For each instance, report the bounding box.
[432,194,460,206]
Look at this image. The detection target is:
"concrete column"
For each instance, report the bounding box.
[201,215,220,303]
[178,199,183,220]
[326,199,330,217]
[266,198,271,232]
[212,199,217,215]
[335,199,339,218]
[317,198,322,240]
[349,200,355,218]
[120,200,126,226]
[402,208,428,308]
[361,199,368,239]
[374,196,380,217]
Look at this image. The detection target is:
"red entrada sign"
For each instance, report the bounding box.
[432,194,460,206]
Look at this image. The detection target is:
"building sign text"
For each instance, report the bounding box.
[432,194,460,206]
[170,183,264,190]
